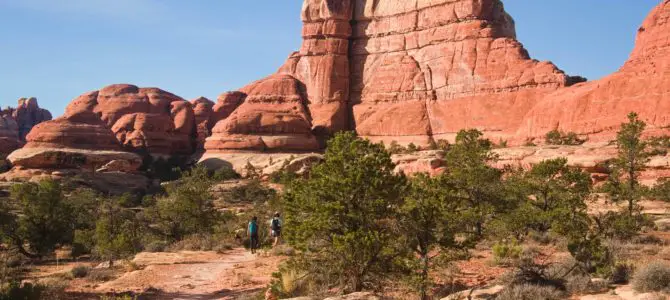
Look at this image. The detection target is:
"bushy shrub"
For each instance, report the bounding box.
[493,240,523,265]
[0,282,46,300]
[609,262,634,284]
[545,129,585,145]
[227,180,277,204]
[211,167,240,181]
[632,261,670,293]
[496,284,565,300]
[147,166,222,241]
[70,265,91,278]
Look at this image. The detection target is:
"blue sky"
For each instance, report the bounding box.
[0,0,661,116]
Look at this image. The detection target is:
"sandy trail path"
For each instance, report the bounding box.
[95,248,281,299]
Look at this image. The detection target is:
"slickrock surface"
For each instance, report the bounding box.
[517,0,670,143]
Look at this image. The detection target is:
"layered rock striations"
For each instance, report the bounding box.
[349,0,577,146]
[205,0,353,152]
[8,110,142,171]
[3,85,196,192]
[66,84,196,155]
[205,0,581,153]
[517,0,670,143]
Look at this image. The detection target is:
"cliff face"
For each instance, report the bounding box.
[348,0,575,146]
[516,0,670,143]
[205,0,583,152]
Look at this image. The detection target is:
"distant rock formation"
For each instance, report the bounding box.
[0,115,19,158]
[191,97,216,150]
[0,98,52,158]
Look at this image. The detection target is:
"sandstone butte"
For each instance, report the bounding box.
[3,0,670,181]
[205,0,669,151]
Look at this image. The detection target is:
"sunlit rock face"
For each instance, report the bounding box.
[205,0,577,152]
[517,0,670,143]
[65,84,196,155]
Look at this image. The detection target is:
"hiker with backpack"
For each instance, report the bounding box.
[270,212,282,247]
[248,216,259,254]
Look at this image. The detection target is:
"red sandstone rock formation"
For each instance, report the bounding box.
[13,97,52,141]
[191,97,215,150]
[206,0,353,152]
[0,115,20,158]
[25,110,121,151]
[517,0,670,143]
[206,0,581,152]
[206,74,320,151]
[66,84,196,155]
[0,98,52,158]
[350,0,577,146]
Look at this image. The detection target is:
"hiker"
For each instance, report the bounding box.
[270,212,282,247]
[248,216,259,254]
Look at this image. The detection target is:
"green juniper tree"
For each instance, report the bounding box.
[94,196,142,267]
[400,174,475,300]
[514,158,592,234]
[6,180,75,258]
[282,132,407,293]
[442,129,504,237]
[148,165,221,241]
[604,112,648,216]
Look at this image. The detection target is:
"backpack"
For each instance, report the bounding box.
[271,218,281,231]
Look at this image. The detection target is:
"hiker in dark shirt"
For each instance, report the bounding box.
[270,212,282,247]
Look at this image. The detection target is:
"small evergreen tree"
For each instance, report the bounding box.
[148,165,221,241]
[8,180,75,258]
[400,174,475,300]
[605,112,648,215]
[442,129,503,237]
[94,197,142,267]
[282,132,407,293]
[520,158,592,233]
